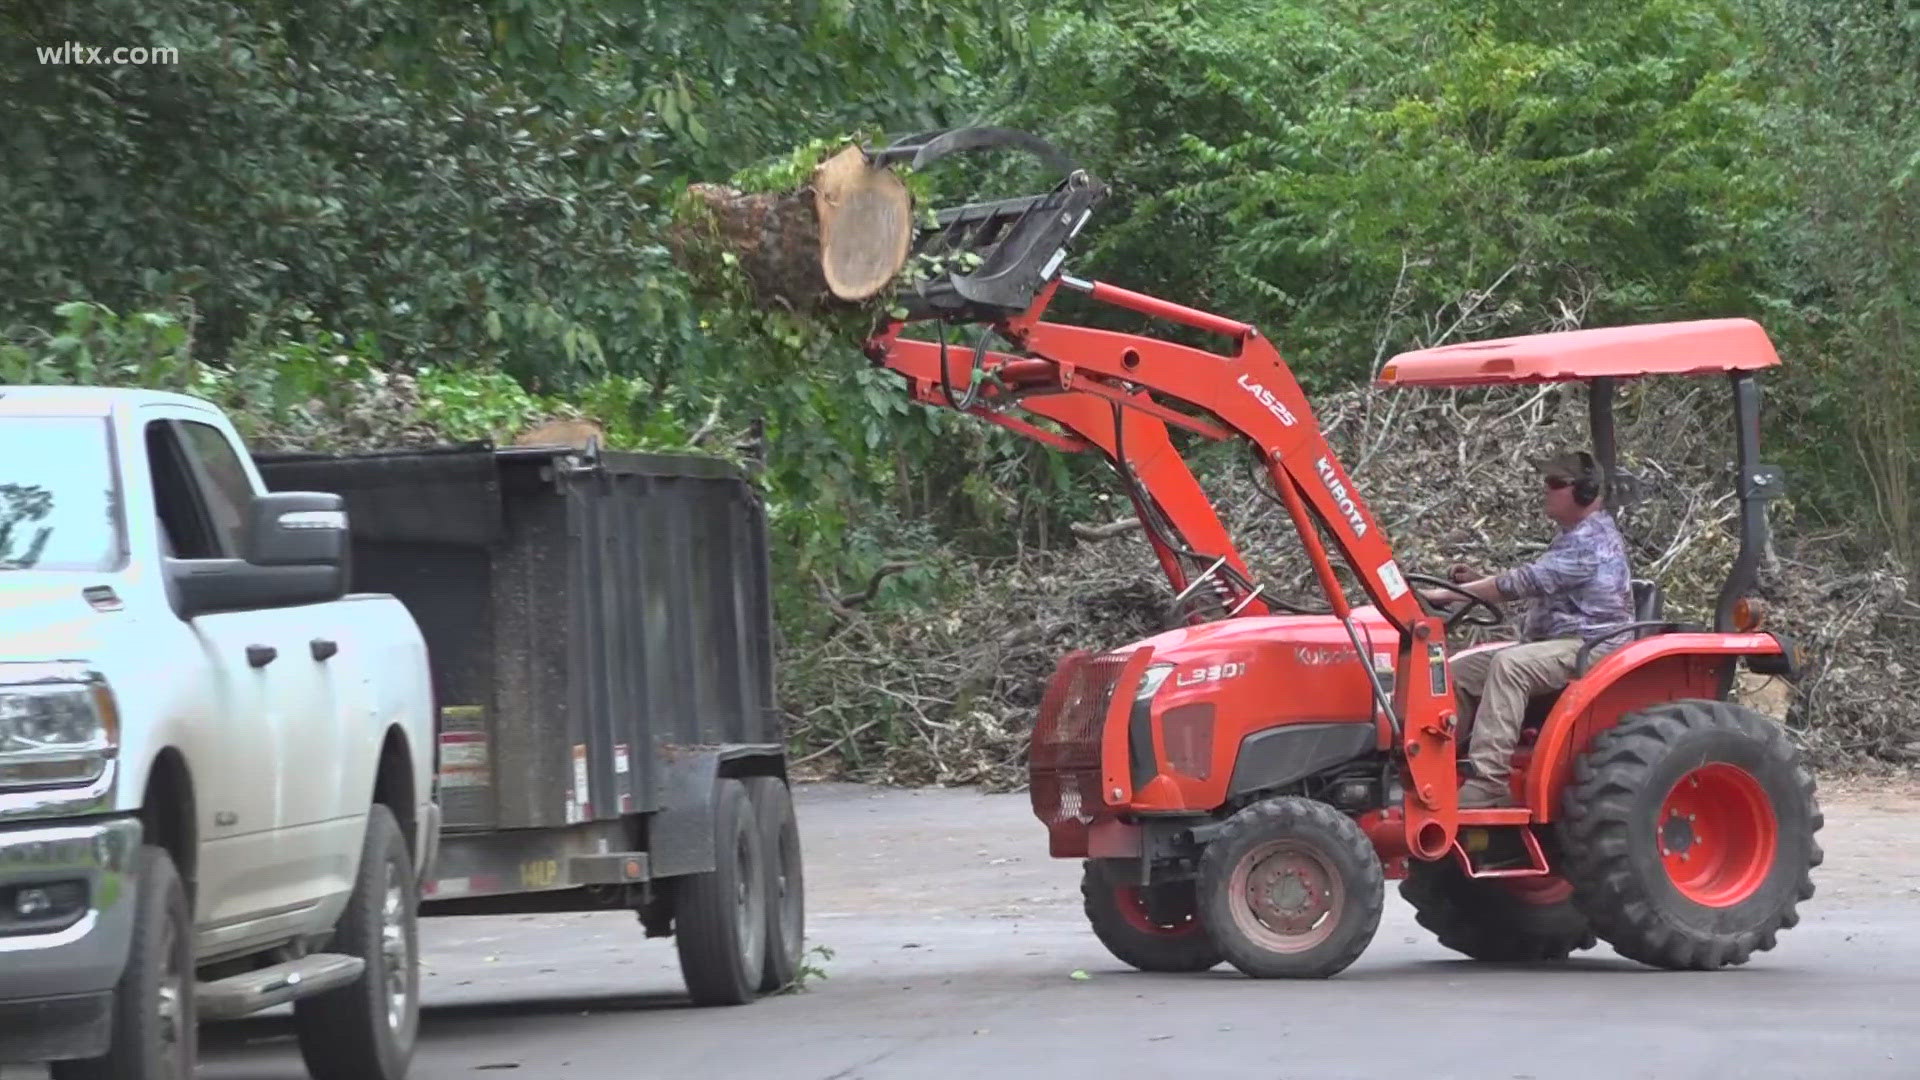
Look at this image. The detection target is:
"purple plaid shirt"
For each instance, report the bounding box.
[1494,510,1633,645]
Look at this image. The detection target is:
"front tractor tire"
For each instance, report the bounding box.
[1080,861,1222,973]
[1399,860,1597,962]
[1197,797,1384,979]
[1556,699,1822,970]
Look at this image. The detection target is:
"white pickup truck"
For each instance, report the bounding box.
[0,387,438,1080]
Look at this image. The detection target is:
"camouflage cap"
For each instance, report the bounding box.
[1531,449,1598,485]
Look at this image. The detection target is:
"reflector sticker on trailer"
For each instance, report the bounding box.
[614,743,633,812]
[423,874,502,899]
[572,744,591,819]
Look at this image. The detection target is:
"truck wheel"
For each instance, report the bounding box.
[1080,861,1222,972]
[1556,699,1822,970]
[1197,797,1383,979]
[294,804,419,1080]
[744,776,805,993]
[51,846,195,1080]
[674,778,768,1005]
[1399,860,1596,961]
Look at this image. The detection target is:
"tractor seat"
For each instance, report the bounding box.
[1631,578,1664,624]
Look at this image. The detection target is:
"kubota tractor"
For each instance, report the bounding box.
[859,128,1818,978]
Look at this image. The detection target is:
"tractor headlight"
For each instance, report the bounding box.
[1135,662,1175,702]
[0,677,119,789]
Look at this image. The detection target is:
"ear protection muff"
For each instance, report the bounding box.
[1570,450,1601,506]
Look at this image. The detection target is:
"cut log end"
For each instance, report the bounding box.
[670,144,914,312]
[813,145,913,301]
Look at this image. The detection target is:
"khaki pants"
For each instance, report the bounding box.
[1448,639,1582,794]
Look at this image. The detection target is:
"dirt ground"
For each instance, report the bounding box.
[1794,774,1920,904]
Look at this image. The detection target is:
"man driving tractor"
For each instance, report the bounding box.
[1420,450,1634,807]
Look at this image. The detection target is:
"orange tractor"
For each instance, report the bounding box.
[861,128,1818,977]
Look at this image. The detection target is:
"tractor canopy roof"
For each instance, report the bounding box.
[1375,318,1780,388]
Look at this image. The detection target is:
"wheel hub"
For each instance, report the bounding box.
[1235,843,1340,946]
[1659,810,1698,858]
[157,914,186,1078]
[381,864,413,1034]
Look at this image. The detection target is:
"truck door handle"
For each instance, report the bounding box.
[310,638,338,662]
[246,644,278,668]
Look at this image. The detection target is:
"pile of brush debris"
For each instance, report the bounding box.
[780,378,1918,790]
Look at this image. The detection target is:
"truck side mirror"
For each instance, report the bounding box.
[165,492,351,618]
[246,492,348,568]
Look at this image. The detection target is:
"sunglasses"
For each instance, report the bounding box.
[1544,476,1574,490]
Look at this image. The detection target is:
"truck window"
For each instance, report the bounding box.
[146,420,236,560]
[176,420,256,556]
[0,417,124,571]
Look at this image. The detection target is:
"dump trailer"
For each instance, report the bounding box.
[256,442,803,1006]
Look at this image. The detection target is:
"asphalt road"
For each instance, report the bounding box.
[20,780,1920,1080]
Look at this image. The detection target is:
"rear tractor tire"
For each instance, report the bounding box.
[1080,861,1222,973]
[1556,699,1821,970]
[1197,797,1383,979]
[1399,859,1596,962]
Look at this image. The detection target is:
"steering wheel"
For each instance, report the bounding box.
[1404,572,1506,631]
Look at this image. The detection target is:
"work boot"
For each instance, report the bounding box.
[1458,778,1514,809]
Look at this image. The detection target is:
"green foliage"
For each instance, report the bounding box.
[2,0,1914,759]
[998,0,1775,385]
[1739,0,1920,567]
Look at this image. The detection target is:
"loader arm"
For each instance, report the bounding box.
[868,325,1266,620]
[865,274,1466,858]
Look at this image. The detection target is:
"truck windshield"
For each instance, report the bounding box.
[0,417,124,571]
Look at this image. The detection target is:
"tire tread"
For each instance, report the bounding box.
[1555,699,1820,971]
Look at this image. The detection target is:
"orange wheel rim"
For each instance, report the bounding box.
[1658,763,1777,907]
[1502,875,1573,906]
[1114,885,1202,939]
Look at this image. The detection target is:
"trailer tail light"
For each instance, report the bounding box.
[1030,650,1134,857]
[1161,703,1216,780]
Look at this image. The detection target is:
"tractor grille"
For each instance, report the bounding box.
[1030,649,1136,857]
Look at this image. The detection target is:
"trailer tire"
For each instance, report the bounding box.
[51,846,195,1080]
[745,776,806,993]
[674,778,768,1005]
[294,803,419,1080]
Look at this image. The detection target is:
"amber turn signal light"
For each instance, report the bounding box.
[1731,596,1768,632]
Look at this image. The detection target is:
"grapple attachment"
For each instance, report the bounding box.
[868,127,1107,323]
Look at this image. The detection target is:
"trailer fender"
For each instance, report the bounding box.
[649,744,785,879]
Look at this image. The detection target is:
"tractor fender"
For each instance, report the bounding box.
[1523,632,1784,819]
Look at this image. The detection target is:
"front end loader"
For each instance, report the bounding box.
[853,127,1819,978]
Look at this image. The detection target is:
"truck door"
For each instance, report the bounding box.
[145,415,336,947]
